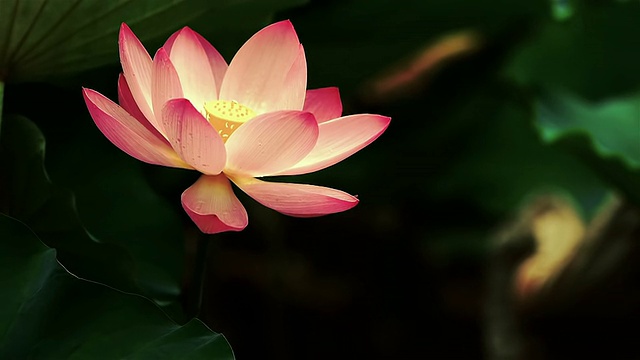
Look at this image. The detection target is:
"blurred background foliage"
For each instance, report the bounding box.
[0,0,639,358]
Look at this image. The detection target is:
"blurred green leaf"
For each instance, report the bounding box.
[41,109,189,311]
[548,134,640,206]
[536,90,640,169]
[0,214,233,359]
[0,0,305,82]
[0,114,181,308]
[535,90,640,204]
[430,83,612,221]
[551,0,575,21]
[507,1,640,100]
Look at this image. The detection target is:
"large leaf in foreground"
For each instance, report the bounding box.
[0,214,234,359]
[0,114,181,307]
[0,0,236,81]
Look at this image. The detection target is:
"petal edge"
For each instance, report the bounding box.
[220,20,304,113]
[278,114,391,176]
[83,88,188,169]
[231,176,358,217]
[225,110,318,177]
[166,27,217,110]
[119,23,155,127]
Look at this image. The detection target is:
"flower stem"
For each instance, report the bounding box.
[0,81,4,138]
[188,233,210,318]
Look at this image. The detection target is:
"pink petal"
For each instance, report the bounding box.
[230,176,358,217]
[278,114,391,176]
[165,27,217,111]
[119,23,155,127]
[224,111,318,177]
[83,88,189,169]
[162,30,180,52]
[152,48,183,134]
[117,73,165,140]
[282,45,307,111]
[164,27,228,94]
[162,99,227,175]
[303,87,343,123]
[182,174,248,234]
[219,20,306,113]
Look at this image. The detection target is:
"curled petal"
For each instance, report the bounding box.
[230,176,359,217]
[182,174,248,234]
[83,88,188,169]
[162,99,226,175]
[225,111,318,177]
[303,87,343,123]
[152,48,183,135]
[219,20,305,113]
[164,27,228,95]
[119,23,155,126]
[279,114,391,176]
[165,27,217,110]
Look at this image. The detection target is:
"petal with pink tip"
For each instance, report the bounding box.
[182,174,248,234]
[224,111,318,177]
[303,87,343,123]
[83,88,189,169]
[152,48,183,134]
[119,23,155,126]
[162,99,226,175]
[118,73,165,140]
[278,114,391,176]
[164,27,227,94]
[219,20,306,113]
[230,176,358,217]
[162,30,180,52]
[166,27,217,110]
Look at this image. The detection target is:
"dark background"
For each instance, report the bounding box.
[2,0,640,358]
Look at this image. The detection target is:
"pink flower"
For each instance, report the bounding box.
[82,20,391,234]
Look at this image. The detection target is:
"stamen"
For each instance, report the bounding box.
[204,100,256,141]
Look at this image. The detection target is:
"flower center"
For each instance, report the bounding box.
[204,100,256,141]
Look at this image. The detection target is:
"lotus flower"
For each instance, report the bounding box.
[82,20,391,234]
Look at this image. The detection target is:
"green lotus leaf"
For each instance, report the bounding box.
[536,90,640,170]
[0,0,306,82]
[535,90,640,204]
[0,114,180,307]
[0,214,233,359]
